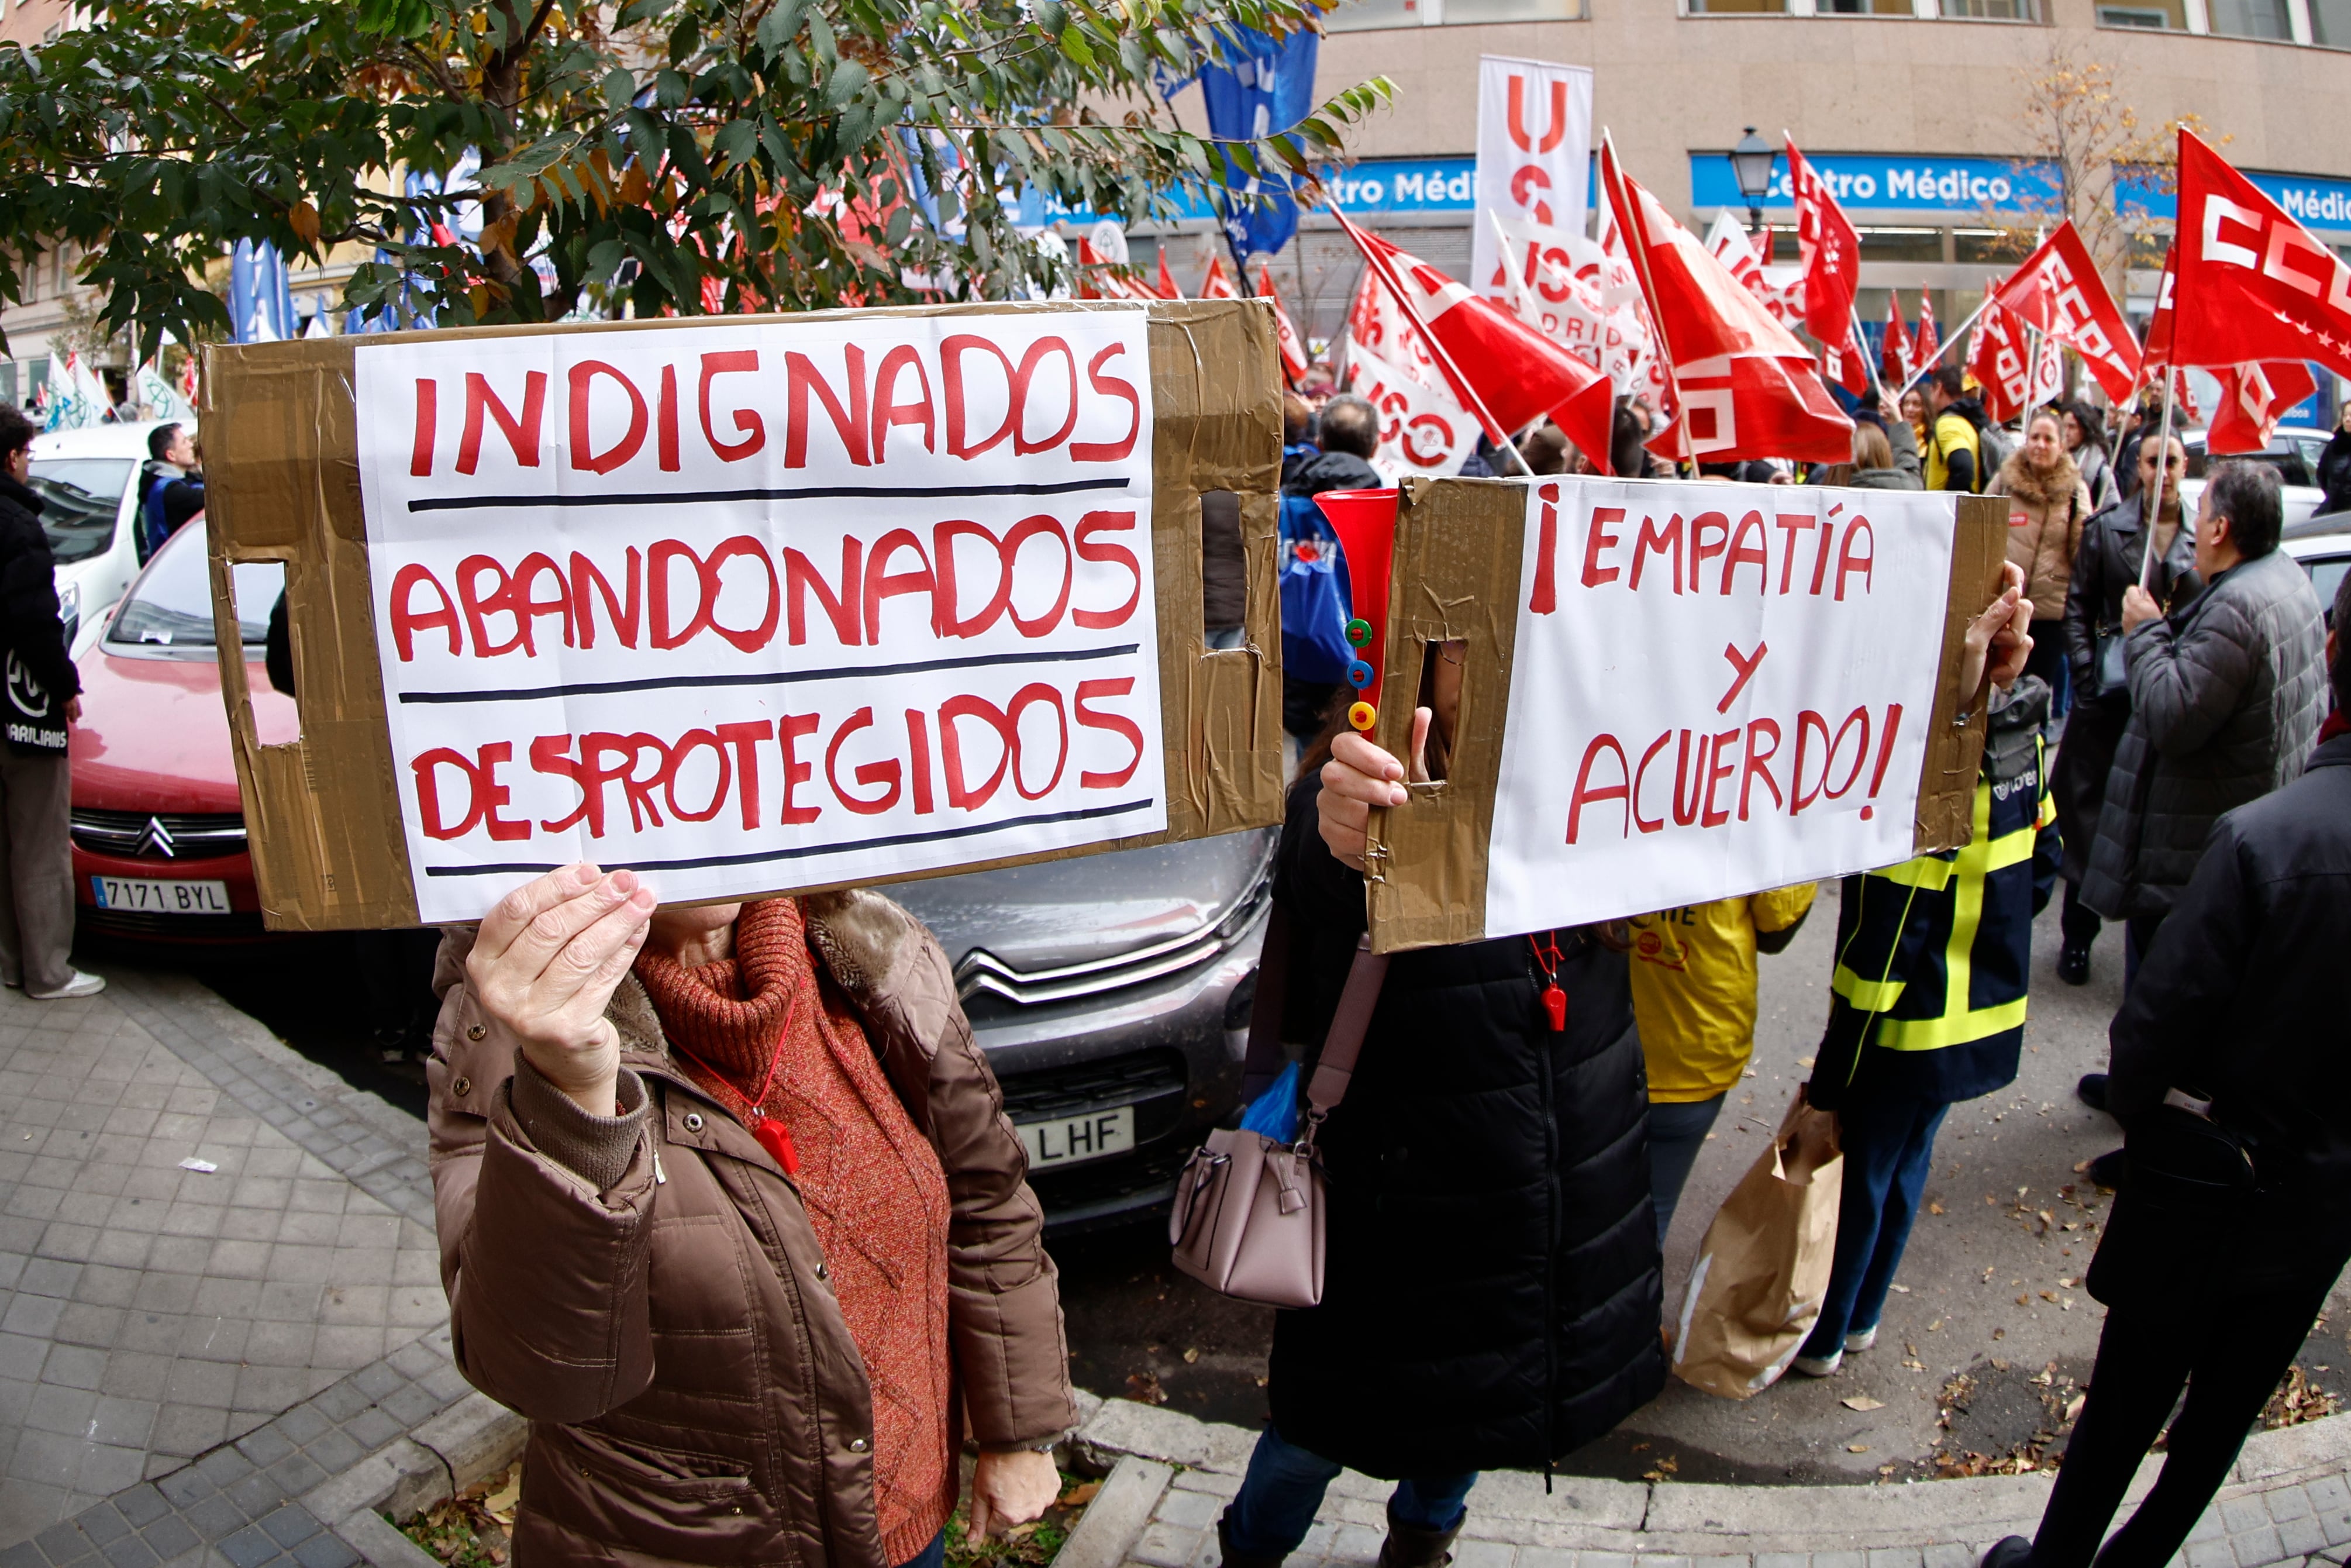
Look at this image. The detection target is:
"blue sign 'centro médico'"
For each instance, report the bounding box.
[1688,153,2063,218]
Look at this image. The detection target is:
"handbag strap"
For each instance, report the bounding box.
[1305,936,1389,1116]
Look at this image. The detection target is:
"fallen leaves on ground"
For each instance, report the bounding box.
[2262,1366,2338,1430]
[401,1462,520,1567]
[1126,1370,1168,1405]
[1841,1395,1885,1411]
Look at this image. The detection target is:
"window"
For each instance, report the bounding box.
[109,524,282,654]
[2315,0,2351,44]
[1326,0,1583,26]
[1819,0,1911,12]
[2207,0,2291,36]
[23,459,130,567]
[2098,1,2186,24]
[1858,228,1944,263]
[1935,0,2038,15]
[1685,0,1788,11]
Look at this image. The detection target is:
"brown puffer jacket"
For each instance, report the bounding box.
[1989,451,2092,622]
[426,888,1078,1568]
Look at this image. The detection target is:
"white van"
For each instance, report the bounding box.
[26,420,185,652]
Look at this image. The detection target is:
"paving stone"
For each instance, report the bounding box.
[135,1519,195,1561]
[2234,1526,2285,1566]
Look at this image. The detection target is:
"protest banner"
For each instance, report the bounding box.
[1352,475,2005,953]
[201,299,1287,929]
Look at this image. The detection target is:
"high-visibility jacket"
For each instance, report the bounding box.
[1808,681,2061,1109]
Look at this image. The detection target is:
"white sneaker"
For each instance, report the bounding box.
[1845,1324,1879,1353]
[1790,1350,1843,1377]
[29,971,105,1001]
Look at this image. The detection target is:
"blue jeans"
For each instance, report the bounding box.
[1224,1424,1477,1558]
[1206,625,1246,650]
[894,1532,943,1568]
[1648,1094,1726,1246]
[1799,1093,1950,1360]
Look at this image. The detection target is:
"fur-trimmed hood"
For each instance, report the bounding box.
[1997,447,2084,510]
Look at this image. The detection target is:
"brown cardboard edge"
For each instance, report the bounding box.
[1911,493,2008,854]
[1363,476,1528,956]
[205,300,1284,931]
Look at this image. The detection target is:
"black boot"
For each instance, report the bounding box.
[1216,1511,1288,1568]
[1376,1498,1465,1568]
[1981,1536,2033,1568]
[2057,943,2091,986]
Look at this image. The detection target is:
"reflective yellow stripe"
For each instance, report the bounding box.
[1877,783,2030,1052]
[1874,854,1956,891]
[1832,964,1907,1012]
[1876,995,2031,1051]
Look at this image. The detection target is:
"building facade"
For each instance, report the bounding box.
[1147,0,2351,413]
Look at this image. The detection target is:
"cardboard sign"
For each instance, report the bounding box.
[202,300,1285,930]
[1361,476,2005,954]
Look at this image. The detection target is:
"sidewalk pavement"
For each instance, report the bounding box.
[0,967,520,1568]
[1057,1397,2351,1568]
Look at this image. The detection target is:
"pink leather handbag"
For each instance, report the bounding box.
[1167,926,1387,1308]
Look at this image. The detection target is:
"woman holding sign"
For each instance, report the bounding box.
[426,877,1075,1568]
[1215,642,1664,1568]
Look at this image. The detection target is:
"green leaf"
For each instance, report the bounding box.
[602,67,635,111]
[825,58,867,109]
[1057,25,1094,67]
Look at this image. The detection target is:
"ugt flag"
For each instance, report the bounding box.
[1471,57,1593,304]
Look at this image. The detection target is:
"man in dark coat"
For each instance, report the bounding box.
[1981,567,2351,1568]
[2051,434,2198,986]
[2318,401,2351,519]
[0,409,98,1000]
[2079,462,2326,956]
[1280,395,1383,745]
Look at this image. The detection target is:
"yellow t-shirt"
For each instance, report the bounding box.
[1629,885,1818,1103]
[1925,410,1981,492]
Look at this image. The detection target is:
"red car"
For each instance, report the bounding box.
[70,518,297,944]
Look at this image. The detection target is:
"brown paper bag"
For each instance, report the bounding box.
[1670,1095,1844,1400]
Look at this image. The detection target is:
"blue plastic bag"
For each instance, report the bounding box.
[1237,1062,1302,1144]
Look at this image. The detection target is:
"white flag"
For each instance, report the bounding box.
[1488,213,1651,394]
[135,361,197,424]
[1346,339,1481,484]
[1473,57,1593,303]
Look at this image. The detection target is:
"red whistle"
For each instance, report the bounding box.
[1542,984,1568,1033]
[753,1116,801,1176]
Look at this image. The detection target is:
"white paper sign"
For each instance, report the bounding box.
[1484,477,1958,937]
[1472,56,1594,303]
[352,308,1164,922]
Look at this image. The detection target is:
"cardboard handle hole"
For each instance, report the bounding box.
[1199,490,1246,651]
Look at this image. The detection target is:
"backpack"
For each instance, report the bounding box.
[1277,491,1357,684]
[1974,419,2015,483]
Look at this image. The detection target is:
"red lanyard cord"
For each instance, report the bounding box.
[1526,932,1568,1033]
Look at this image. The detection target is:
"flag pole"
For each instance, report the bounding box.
[1329,201,1534,478]
[1601,130,1691,475]
[1897,297,1990,399]
[2138,374,2178,594]
[1848,304,1885,402]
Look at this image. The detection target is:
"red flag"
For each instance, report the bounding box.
[1074,237,1156,301]
[2208,361,2318,456]
[1256,264,1311,385]
[1598,137,1853,464]
[1787,136,1860,350]
[1824,326,1870,398]
[1914,293,1941,373]
[2141,245,2181,383]
[1967,302,2033,426]
[2174,129,2351,380]
[1199,254,1242,300]
[1882,293,1914,386]
[1988,221,2140,404]
[1331,206,1615,475]
[1156,251,1184,301]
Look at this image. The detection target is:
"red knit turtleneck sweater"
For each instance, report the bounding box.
[634,899,955,1564]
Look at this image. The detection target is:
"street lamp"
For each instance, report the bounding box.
[1730,127,1777,249]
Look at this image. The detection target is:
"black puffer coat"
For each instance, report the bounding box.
[2082,547,2328,922]
[0,474,80,711]
[1265,780,1665,1479]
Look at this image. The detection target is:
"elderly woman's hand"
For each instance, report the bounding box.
[1315,708,1435,869]
[968,1449,1060,1539]
[466,863,657,1118]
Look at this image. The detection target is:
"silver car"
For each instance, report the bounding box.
[2180,425,2332,532]
[885,829,1274,1232]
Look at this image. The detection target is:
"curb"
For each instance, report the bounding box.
[1067,1394,2351,1558]
[299,1391,527,1566]
[1060,1457,1176,1568]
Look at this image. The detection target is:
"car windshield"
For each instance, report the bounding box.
[107,523,281,651]
[24,458,129,565]
[2311,556,2349,625]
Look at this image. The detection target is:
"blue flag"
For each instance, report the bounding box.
[1193,27,1319,263]
[227,240,295,343]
